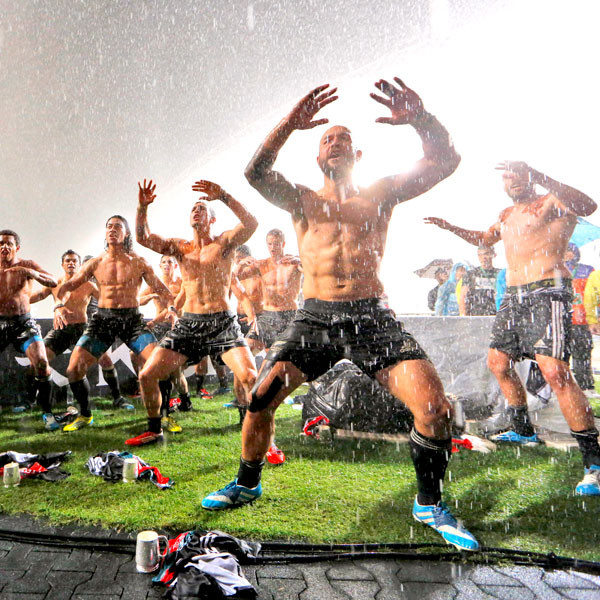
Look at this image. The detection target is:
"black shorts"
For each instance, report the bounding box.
[489,280,572,362]
[44,322,86,356]
[76,308,156,358]
[237,313,251,337]
[253,310,296,348]
[159,311,247,366]
[151,323,172,343]
[0,313,43,354]
[265,298,428,381]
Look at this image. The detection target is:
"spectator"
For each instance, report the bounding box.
[427,267,449,312]
[459,247,500,316]
[435,263,467,316]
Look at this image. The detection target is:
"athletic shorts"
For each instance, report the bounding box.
[44,322,86,356]
[76,307,156,358]
[252,310,296,348]
[265,298,428,381]
[0,313,43,354]
[151,323,171,343]
[237,313,251,337]
[489,280,572,362]
[159,311,247,366]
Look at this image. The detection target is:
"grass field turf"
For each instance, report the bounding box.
[1,389,599,561]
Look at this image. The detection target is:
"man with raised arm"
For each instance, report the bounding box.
[132,179,259,446]
[55,216,173,432]
[201,79,479,551]
[0,229,58,430]
[31,249,134,412]
[425,161,600,496]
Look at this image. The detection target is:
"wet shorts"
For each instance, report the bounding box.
[159,311,247,366]
[237,313,252,337]
[489,279,572,362]
[252,310,296,348]
[0,313,43,354]
[44,322,86,356]
[151,323,171,343]
[265,298,428,381]
[76,307,156,358]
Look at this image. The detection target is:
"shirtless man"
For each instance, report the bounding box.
[31,250,133,412]
[0,230,58,430]
[425,160,600,496]
[132,179,258,446]
[236,229,303,464]
[139,255,191,432]
[201,80,479,551]
[56,216,173,432]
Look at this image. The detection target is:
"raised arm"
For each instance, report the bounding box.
[30,286,54,304]
[245,84,338,213]
[231,274,257,334]
[368,77,461,209]
[191,181,258,250]
[496,161,596,217]
[141,258,174,310]
[136,179,184,255]
[7,260,58,288]
[424,217,501,247]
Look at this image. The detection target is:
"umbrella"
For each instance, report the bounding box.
[570,218,600,248]
[414,258,453,279]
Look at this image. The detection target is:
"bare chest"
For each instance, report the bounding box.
[95,258,142,287]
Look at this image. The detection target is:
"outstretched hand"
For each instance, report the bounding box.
[370,77,425,125]
[191,180,226,201]
[424,217,450,230]
[138,179,157,206]
[285,84,338,131]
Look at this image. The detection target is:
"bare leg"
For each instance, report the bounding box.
[25,341,52,414]
[66,346,97,417]
[487,348,528,407]
[536,354,595,431]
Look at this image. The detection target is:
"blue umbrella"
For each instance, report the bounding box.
[570,218,600,247]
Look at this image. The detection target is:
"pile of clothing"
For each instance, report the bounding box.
[153,529,261,599]
[86,451,173,489]
[0,451,71,481]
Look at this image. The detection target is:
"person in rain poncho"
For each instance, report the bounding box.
[425,160,600,497]
[434,262,467,316]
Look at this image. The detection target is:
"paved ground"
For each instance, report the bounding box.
[0,515,599,599]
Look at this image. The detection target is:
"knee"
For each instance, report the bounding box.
[414,395,452,430]
[138,366,158,389]
[67,361,84,381]
[540,362,572,389]
[239,367,257,391]
[487,352,511,377]
[33,358,49,375]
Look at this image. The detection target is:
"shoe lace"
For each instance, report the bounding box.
[432,502,458,528]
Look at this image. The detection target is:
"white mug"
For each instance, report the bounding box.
[122,458,138,483]
[3,462,20,488]
[135,530,168,573]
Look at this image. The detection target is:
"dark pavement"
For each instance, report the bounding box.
[0,514,599,599]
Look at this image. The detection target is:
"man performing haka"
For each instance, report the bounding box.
[139,255,191,432]
[31,249,134,416]
[0,230,58,430]
[425,160,600,496]
[201,79,479,551]
[132,179,258,446]
[236,229,303,465]
[55,216,173,432]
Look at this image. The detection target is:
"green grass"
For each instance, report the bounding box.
[1,388,599,562]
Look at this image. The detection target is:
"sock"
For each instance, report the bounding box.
[35,375,52,413]
[237,457,264,488]
[409,428,451,506]
[26,371,37,406]
[159,380,172,416]
[102,366,121,401]
[70,378,91,417]
[196,375,205,394]
[507,405,535,437]
[571,428,600,468]
[180,391,191,408]
[148,416,162,434]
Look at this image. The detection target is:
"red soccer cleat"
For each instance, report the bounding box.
[125,431,164,446]
[198,388,213,400]
[266,444,285,466]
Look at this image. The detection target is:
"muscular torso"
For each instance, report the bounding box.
[500,195,576,286]
[235,267,264,315]
[0,259,37,316]
[176,238,234,314]
[56,278,96,323]
[151,276,182,316]
[293,189,388,301]
[259,258,302,311]
[91,252,148,309]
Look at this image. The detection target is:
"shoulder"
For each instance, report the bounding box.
[499,206,515,223]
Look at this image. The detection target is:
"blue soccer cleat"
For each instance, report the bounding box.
[575,465,600,496]
[413,497,479,551]
[201,479,262,510]
[489,430,540,446]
